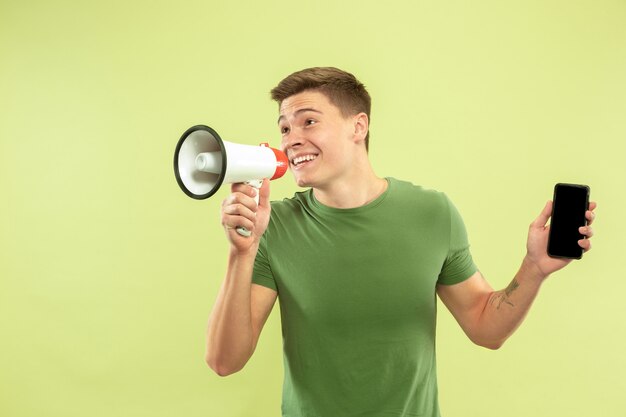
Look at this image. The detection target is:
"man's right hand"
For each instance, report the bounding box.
[221,178,271,253]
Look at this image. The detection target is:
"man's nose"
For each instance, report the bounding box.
[281,130,304,151]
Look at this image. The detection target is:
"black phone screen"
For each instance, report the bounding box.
[547,183,589,259]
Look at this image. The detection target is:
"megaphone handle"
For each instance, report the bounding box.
[235,179,263,237]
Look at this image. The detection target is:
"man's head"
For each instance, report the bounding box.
[270,67,371,151]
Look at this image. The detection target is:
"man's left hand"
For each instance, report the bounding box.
[524,200,597,280]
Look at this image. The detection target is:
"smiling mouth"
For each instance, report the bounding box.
[291,154,318,167]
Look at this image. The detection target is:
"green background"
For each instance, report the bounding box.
[1,1,624,416]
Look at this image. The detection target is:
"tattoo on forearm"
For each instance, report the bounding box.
[490,279,520,310]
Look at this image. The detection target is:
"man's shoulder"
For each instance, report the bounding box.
[388,177,448,207]
[269,190,310,214]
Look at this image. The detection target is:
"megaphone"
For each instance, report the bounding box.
[174,124,288,237]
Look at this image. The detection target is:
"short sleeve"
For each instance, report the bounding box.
[252,233,278,292]
[437,195,478,285]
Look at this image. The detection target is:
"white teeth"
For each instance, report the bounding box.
[292,154,318,166]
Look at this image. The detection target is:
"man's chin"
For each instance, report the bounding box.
[292,173,313,188]
[295,178,311,188]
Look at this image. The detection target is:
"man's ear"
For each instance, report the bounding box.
[352,112,369,144]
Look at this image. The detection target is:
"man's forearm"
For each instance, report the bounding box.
[476,258,547,349]
[205,247,258,375]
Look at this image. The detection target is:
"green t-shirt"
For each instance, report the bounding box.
[253,177,477,417]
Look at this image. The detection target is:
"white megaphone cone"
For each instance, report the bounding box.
[174,125,288,237]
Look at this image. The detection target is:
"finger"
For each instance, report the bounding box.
[579,225,594,238]
[223,191,258,212]
[231,182,258,199]
[578,238,592,253]
[531,200,553,229]
[586,203,597,226]
[258,178,271,209]
[223,202,256,219]
[222,215,255,234]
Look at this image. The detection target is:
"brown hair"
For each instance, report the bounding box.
[270,67,372,150]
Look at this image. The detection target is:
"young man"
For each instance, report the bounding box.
[206,67,596,416]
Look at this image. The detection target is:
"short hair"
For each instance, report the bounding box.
[270,67,371,151]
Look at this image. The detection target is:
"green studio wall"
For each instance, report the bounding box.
[1,1,624,416]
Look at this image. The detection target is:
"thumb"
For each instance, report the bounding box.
[258,178,271,209]
[531,200,553,229]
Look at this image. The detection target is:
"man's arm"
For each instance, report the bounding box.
[437,200,596,349]
[206,249,277,376]
[205,180,277,376]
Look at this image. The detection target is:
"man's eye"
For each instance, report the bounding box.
[305,119,316,126]
[280,126,290,134]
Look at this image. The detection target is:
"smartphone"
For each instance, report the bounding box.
[547,183,590,259]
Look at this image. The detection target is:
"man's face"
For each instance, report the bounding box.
[278,90,359,189]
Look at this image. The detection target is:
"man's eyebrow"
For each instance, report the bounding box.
[277,108,322,124]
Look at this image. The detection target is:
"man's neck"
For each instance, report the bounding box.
[312,171,388,209]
